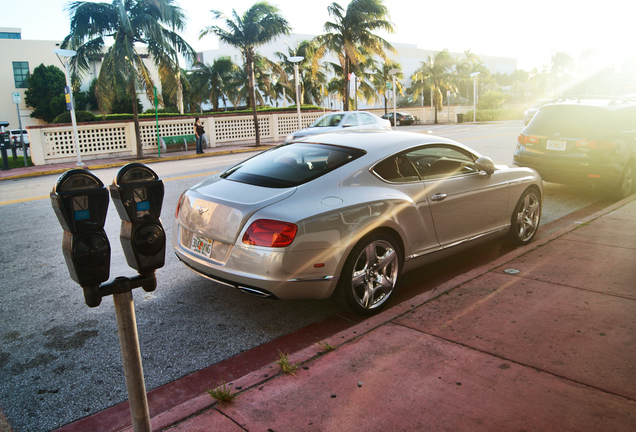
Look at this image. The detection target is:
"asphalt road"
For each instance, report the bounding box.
[0,121,616,431]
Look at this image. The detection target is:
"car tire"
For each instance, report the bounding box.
[335,233,401,316]
[616,159,635,199]
[507,187,541,245]
[396,120,401,126]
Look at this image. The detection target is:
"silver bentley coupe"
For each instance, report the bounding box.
[173,130,542,315]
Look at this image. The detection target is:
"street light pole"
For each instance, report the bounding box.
[470,72,480,123]
[54,49,83,166]
[389,68,399,129]
[289,56,304,130]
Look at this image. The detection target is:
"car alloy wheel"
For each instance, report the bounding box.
[508,188,541,245]
[336,233,401,315]
[396,120,401,126]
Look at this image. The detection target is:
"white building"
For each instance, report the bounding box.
[0,28,161,130]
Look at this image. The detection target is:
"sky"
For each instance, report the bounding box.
[3,0,634,73]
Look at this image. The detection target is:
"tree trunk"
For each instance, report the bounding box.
[131,84,143,158]
[247,56,261,146]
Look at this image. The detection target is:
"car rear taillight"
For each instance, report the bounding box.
[243,220,298,247]
[517,134,539,146]
[517,134,540,146]
[575,140,616,150]
[175,192,185,219]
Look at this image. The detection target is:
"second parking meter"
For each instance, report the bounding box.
[109,163,166,275]
[50,169,111,303]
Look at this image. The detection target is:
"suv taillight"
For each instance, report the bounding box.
[518,134,540,146]
[243,220,298,247]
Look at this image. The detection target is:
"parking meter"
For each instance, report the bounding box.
[0,121,9,171]
[50,169,111,305]
[109,163,165,275]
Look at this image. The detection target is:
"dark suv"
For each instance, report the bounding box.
[513,97,636,198]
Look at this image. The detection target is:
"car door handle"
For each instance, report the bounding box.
[431,193,447,201]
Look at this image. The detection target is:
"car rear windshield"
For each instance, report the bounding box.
[525,105,610,138]
[220,143,365,188]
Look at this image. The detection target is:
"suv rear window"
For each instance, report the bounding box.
[220,143,365,188]
[525,105,609,138]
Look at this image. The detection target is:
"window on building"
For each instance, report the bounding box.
[13,62,29,88]
[0,32,21,39]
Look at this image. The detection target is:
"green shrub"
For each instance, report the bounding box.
[52,110,98,124]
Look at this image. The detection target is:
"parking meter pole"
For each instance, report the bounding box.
[113,290,152,432]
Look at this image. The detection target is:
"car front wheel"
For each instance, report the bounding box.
[335,233,401,315]
[507,188,541,245]
[616,160,635,199]
[396,120,401,126]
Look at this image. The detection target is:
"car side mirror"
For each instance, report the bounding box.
[475,156,495,175]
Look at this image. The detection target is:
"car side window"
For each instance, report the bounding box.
[344,113,360,126]
[404,145,478,179]
[359,113,377,125]
[373,154,420,183]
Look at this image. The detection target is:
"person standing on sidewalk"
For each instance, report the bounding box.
[194,117,205,154]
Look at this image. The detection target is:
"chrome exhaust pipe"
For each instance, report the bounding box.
[238,286,274,298]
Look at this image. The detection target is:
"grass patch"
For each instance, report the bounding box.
[207,380,235,404]
[316,341,336,353]
[276,350,298,376]
[4,154,33,168]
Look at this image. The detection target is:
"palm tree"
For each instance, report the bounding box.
[315,0,395,111]
[189,57,240,112]
[200,2,291,146]
[276,40,327,106]
[371,60,403,114]
[62,0,196,158]
[415,51,455,124]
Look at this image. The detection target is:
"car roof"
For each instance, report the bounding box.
[543,97,636,111]
[295,129,477,159]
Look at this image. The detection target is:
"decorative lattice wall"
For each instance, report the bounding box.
[44,125,128,159]
[34,111,335,165]
[276,113,323,137]
[139,119,196,149]
[213,117,271,142]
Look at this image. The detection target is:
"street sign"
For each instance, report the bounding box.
[386,82,393,90]
[12,92,21,104]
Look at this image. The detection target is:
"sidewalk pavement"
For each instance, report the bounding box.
[0,144,275,181]
[50,192,636,432]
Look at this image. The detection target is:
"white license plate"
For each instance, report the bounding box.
[190,234,213,258]
[546,140,567,151]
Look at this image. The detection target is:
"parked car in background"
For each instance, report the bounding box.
[381,112,415,126]
[284,111,390,143]
[173,130,542,315]
[523,99,555,125]
[514,97,636,198]
[10,129,29,148]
